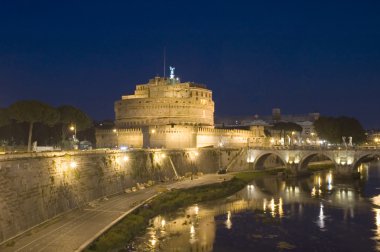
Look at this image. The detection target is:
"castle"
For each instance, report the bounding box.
[96,68,265,149]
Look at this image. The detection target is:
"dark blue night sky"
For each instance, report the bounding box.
[1,1,379,128]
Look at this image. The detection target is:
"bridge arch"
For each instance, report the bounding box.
[298,153,336,171]
[253,152,286,170]
[352,153,380,171]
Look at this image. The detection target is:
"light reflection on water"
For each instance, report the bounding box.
[225,211,232,230]
[316,203,326,230]
[133,161,380,251]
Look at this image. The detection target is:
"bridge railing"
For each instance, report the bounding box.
[356,146,380,150]
[249,145,379,151]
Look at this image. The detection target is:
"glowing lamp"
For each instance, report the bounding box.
[70,161,77,169]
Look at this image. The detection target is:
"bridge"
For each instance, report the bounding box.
[245,146,380,176]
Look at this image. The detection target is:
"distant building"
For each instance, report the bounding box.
[268,108,320,124]
[366,130,380,146]
[216,108,319,126]
[215,108,320,146]
[96,68,265,149]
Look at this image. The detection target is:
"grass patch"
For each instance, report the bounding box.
[85,170,278,251]
[5,240,15,247]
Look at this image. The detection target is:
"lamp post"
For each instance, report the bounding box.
[70,124,76,140]
[69,124,78,150]
[112,128,120,148]
[218,139,225,173]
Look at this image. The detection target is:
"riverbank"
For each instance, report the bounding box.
[0,174,232,252]
[84,169,283,252]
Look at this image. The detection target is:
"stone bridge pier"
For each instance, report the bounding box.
[334,164,356,177]
[246,147,380,178]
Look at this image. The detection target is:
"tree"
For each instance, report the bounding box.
[272,122,303,142]
[57,105,93,142]
[314,116,366,144]
[314,117,338,143]
[272,122,303,132]
[0,108,10,127]
[9,100,59,151]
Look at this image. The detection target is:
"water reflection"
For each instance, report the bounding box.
[194,205,199,215]
[225,211,232,229]
[262,197,284,218]
[327,172,333,190]
[148,231,157,249]
[316,203,326,230]
[358,163,369,180]
[372,194,380,249]
[189,224,196,243]
[374,208,380,247]
[133,161,380,251]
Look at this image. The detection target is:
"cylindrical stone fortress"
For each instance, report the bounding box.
[115,77,214,128]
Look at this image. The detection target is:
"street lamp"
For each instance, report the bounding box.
[69,124,79,150]
[70,161,77,169]
[218,139,226,173]
[112,129,119,148]
[270,138,275,145]
[69,124,77,140]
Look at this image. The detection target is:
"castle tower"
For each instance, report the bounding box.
[114,70,215,128]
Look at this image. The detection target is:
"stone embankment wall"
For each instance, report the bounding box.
[0,148,247,243]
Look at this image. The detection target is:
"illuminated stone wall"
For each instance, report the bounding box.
[0,148,247,243]
[196,126,265,148]
[115,77,214,128]
[95,128,143,148]
[96,125,265,149]
[143,125,197,149]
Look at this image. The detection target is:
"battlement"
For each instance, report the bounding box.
[97,128,142,134]
[197,127,253,135]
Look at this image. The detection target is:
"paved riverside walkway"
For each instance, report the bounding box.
[0,174,232,252]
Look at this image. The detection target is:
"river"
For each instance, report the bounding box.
[130,161,380,251]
